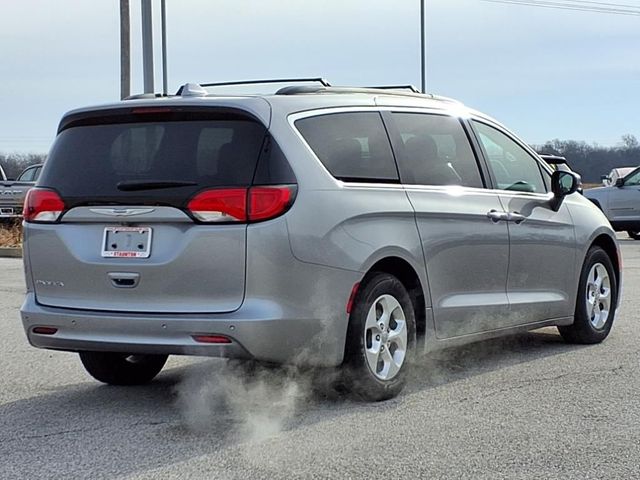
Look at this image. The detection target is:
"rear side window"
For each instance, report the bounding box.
[391,113,483,188]
[295,112,398,182]
[40,110,270,208]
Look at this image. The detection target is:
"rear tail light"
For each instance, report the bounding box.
[249,186,296,222]
[24,188,65,223]
[187,188,247,222]
[186,185,296,223]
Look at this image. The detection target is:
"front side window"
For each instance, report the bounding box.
[473,121,546,194]
[295,112,398,182]
[623,169,640,186]
[391,113,483,188]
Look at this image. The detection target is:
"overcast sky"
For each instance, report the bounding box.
[0,0,638,152]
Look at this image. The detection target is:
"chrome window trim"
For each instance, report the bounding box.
[469,116,554,197]
[288,105,475,190]
[470,115,555,176]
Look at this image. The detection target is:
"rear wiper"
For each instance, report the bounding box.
[116,180,198,191]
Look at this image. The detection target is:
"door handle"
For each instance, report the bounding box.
[108,272,140,288]
[487,210,509,222]
[507,212,526,224]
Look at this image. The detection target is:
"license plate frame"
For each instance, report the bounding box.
[101,226,152,258]
[0,207,15,216]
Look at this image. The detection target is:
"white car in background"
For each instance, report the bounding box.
[586,166,640,240]
[601,167,636,186]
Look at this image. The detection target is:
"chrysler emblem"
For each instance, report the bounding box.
[89,208,156,217]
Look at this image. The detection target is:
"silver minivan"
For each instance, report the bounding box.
[21,81,621,400]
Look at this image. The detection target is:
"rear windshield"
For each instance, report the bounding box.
[40,110,267,207]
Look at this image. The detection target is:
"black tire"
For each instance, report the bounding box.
[558,247,617,344]
[79,352,168,385]
[343,272,416,401]
[627,230,640,240]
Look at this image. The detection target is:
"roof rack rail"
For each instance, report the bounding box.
[200,78,331,88]
[175,78,331,96]
[366,85,421,93]
[275,86,462,104]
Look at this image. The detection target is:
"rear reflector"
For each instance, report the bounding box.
[24,188,65,223]
[33,326,58,335]
[346,282,360,314]
[186,185,296,223]
[192,334,232,344]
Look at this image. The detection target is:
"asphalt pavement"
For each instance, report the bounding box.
[1,237,639,479]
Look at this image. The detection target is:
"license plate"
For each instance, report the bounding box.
[101,227,152,258]
[0,207,14,216]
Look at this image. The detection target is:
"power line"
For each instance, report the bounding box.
[497,0,640,9]
[482,0,640,13]
[481,0,640,15]
[559,0,640,8]
[480,0,640,15]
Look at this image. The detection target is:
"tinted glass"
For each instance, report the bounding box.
[295,112,398,182]
[391,113,483,187]
[624,169,640,186]
[473,121,546,193]
[40,113,267,208]
[252,136,296,185]
[17,167,36,182]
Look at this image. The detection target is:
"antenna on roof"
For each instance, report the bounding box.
[179,83,208,97]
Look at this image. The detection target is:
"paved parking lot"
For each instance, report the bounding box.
[1,237,639,479]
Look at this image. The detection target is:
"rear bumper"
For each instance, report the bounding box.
[21,289,353,367]
[0,206,21,218]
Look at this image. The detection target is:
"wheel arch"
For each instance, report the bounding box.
[589,233,621,292]
[588,198,603,211]
[360,256,428,341]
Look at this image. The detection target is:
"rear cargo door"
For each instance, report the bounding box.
[29,107,268,313]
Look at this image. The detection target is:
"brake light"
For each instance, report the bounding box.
[186,185,296,223]
[24,188,65,223]
[249,186,296,221]
[187,188,247,222]
[131,107,172,114]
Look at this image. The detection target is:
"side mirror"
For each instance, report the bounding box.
[550,170,581,211]
[615,178,625,187]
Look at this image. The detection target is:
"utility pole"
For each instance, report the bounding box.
[420,0,426,93]
[119,0,130,99]
[161,0,168,95]
[141,0,154,93]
